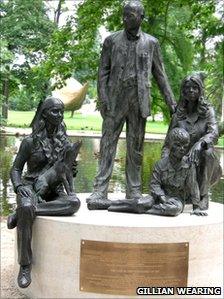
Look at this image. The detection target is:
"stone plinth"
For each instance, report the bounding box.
[15,193,223,298]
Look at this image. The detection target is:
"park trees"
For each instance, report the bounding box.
[0,0,55,119]
[0,0,223,122]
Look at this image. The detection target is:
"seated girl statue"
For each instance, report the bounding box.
[7,97,81,288]
[108,127,210,216]
[162,73,222,210]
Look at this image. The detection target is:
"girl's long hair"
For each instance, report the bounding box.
[176,74,210,120]
[30,97,70,165]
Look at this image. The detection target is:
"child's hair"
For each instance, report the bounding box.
[169,127,190,144]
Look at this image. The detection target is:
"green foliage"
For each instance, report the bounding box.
[0,0,56,116]
[10,89,38,111]
[0,136,15,215]
[142,142,163,192]
[0,40,18,105]
[1,0,55,59]
[0,0,223,120]
[0,40,14,78]
[218,136,224,147]
[87,82,98,100]
[176,0,223,116]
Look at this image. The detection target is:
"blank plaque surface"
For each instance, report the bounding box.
[80,240,189,295]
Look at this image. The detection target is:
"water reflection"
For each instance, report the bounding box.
[0,135,18,215]
[0,135,223,215]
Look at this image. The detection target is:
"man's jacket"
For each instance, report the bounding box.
[98,30,175,118]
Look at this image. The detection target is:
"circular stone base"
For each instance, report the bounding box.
[15,193,223,298]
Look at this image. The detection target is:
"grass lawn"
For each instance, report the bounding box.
[218,136,224,147]
[4,110,224,146]
[6,110,168,134]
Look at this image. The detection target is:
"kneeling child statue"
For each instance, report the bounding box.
[108,128,208,216]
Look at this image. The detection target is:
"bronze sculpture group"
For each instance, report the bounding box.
[7,0,221,290]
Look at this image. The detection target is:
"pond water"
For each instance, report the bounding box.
[0,135,223,215]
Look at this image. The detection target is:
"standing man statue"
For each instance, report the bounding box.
[87,0,176,209]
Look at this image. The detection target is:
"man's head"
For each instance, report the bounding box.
[123,1,144,31]
[168,128,190,159]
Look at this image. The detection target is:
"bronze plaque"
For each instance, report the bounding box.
[80,240,189,295]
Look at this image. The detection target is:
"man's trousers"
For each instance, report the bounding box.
[93,84,146,197]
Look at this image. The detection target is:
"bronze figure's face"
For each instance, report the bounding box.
[42,98,64,126]
[45,105,64,126]
[170,138,189,159]
[169,128,190,159]
[123,5,143,31]
[183,80,200,102]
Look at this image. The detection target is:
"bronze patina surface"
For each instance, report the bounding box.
[80,240,189,295]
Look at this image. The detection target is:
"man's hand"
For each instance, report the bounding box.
[17,185,33,198]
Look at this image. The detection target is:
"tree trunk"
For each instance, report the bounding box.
[54,0,63,25]
[2,79,9,120]
[221,95,224,123]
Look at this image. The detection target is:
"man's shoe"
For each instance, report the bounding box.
[86,192,107,203]
[7,212,17,229]
[200,195,209,210]
[17,265,31,288]
[126,190,143,200]
[87,198,112,210]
